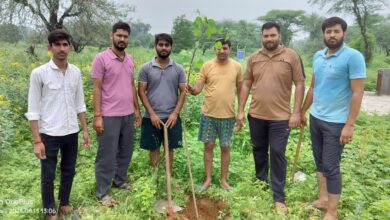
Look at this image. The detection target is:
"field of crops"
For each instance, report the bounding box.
[0,42,389,219]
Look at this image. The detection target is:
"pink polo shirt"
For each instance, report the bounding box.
[91,48,135,116]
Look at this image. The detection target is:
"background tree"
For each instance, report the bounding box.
[299,13,326,54]
[130,21,154,48]
[257,10,305,46]
[372,15,390,56]
[0,0,131,52]
[309,0,388,63]
[217,19,260,52]
[0,23,22,43]
[171,15,195,53]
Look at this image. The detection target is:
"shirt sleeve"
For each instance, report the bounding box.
[291,52,306,82]
[348,52,366,79]
[198,63,207,83]
[138,64,148,84]
[75,71,87,113]
[244,55,254,81]
[25,70,42,120]
[236,63,243,82]
[91,54,104,79]
[177,64,187,84]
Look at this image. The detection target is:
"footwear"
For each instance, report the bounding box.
[275,202,289,214]
[198,184,209,192]
[115,182,133,191]
[59,205,73,216]
[100,195,117,207]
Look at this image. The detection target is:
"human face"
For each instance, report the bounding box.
[323,24,345,50]
[49,39,70,61]
[111,29,129,51]
[262,27,280,51]
[155,40,172,59]
[215,44,231,61]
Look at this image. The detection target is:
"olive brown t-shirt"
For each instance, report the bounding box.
[245,46,305,120]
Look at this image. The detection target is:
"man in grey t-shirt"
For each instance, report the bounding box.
[138,33,186,172]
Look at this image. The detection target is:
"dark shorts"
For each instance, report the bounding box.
[140,116,183,150]
[198,114,235,147]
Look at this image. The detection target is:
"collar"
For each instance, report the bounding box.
[320,43,346,57]
[107,48,129,61]
[259,45,285,57]
[151,57,173,67]
[49,59,67,71]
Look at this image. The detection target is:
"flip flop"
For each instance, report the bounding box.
[101,195,117,207]
[198,184,209,192]
[115,182,133,191]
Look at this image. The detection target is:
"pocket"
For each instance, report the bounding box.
[48,82,61,90]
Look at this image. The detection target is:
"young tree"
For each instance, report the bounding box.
[309,0,388,62]
[258,10,305,46]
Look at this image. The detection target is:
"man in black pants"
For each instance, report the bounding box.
[236,22,305,213]
[26,29,91,220]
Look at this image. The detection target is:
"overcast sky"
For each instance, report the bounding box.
[119,0,389,34]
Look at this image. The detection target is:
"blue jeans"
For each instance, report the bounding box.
[40,133,78,214]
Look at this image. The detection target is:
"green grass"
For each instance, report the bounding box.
[0,43,389,219]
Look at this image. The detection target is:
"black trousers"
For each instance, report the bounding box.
[40,133,78,214]
[248,114,290,203]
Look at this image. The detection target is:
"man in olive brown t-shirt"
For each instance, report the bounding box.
[236,22,305,213]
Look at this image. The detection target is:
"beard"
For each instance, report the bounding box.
[157,50,171,59]
[113,41,127,51]
[324,38,343,50]
[263,41,279,51]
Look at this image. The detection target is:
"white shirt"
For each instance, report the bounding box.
[25,59,86,136]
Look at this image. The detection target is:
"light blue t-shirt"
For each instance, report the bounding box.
[311,44,366,123]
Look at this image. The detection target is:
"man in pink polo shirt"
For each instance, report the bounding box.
[91,21,141,206]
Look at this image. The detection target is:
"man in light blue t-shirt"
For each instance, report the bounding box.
[301,17,366,220]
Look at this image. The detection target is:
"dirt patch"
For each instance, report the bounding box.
[167,195,230,220]
[361,92,390,116]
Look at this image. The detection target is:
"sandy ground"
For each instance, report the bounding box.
[361,92,390,116]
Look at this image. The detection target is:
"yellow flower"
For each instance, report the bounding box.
[11,62,20,68]
[47,51,52,58]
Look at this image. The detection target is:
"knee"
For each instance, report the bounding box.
[220,147,230,154]
[204,143,215,152]
[322,163,340,179]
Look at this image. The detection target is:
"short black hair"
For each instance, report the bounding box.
[155,33,173,46]
[261,22,280,33]
[322,17,347,33]
[112,21,131,34]
[47,29,71,45]
[215,38,231,47]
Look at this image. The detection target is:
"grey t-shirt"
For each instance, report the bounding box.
[138,58,187,118]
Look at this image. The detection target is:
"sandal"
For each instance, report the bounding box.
[115,182,134,191]
[101,195,117,207]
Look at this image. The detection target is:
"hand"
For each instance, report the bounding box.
[93,116,104,134]
[289,112,301,128]
[134,110,142,128]
[82,130,91,148]
[150,113,163,129]
[235,111,245,132]
[166,112,178,128]
[300,112,307,127]
[340,124,354,145]
[186,85,195,95]
[34,142,46,160]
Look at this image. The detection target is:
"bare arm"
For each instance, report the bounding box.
[300,75,315,127]
[132,79,141,127]
[236,78,253,131]
[92,78,104,134]
[166,84,187,128]
[78,112,91,148]
[138,82,163,129]
[340,78,365,144]
[187,79,205,95]
[29,120,46,160]
[289,80,305,128]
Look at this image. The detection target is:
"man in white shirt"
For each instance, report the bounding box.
[25,29,91,220]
